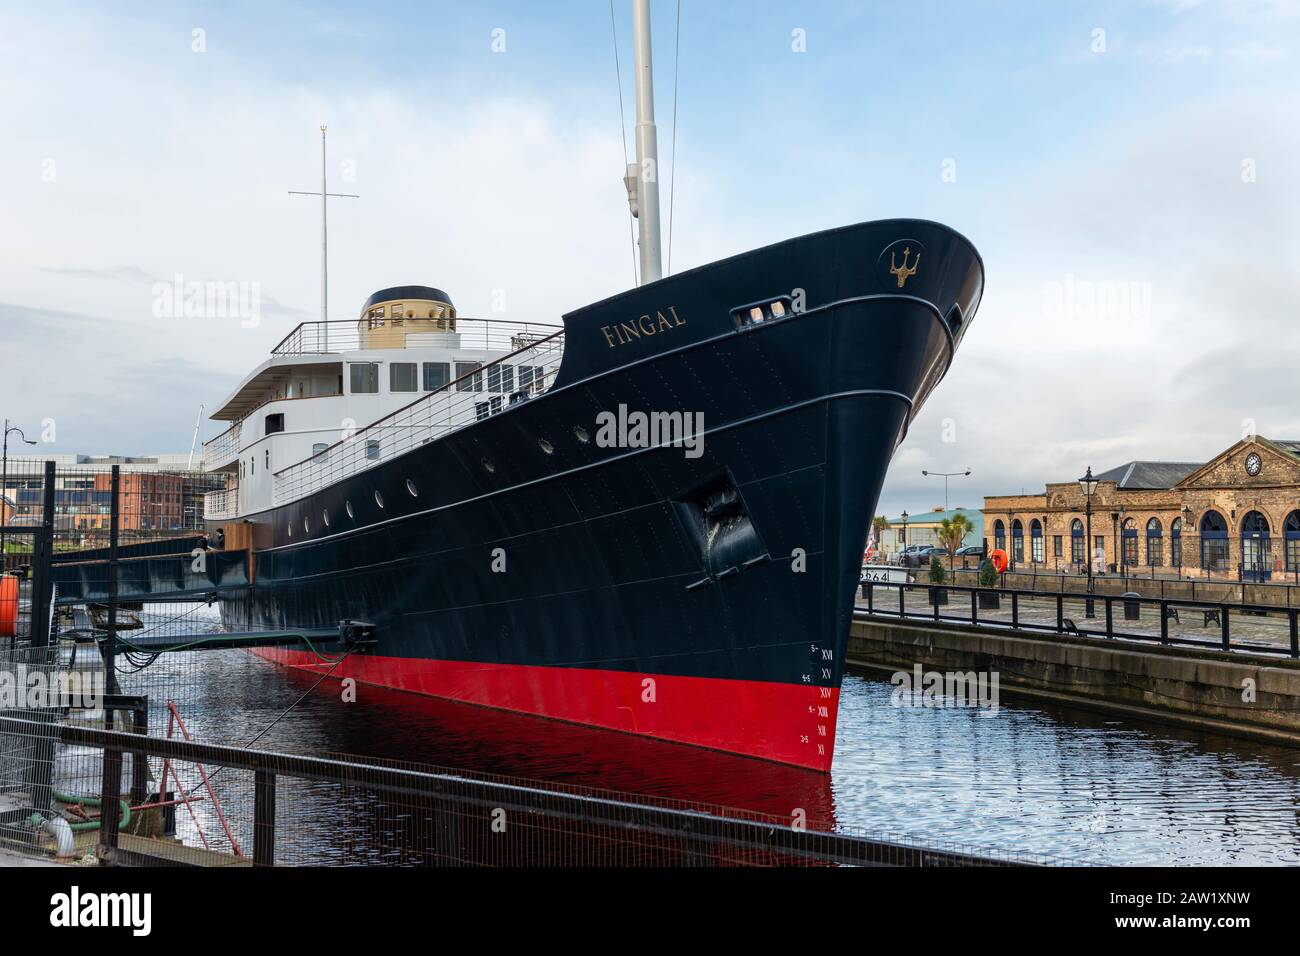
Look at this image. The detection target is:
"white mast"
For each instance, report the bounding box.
[629,0,663,284]
[289,126,359,350]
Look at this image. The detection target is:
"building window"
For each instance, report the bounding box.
[993,519,1006,553]
[1011,519,1024,563]
[1030,519,1044,563]
[423,362,450,391]
[1070,519,1085,564]
[1240,510,1272,580]
[1053,535,1062,558]
[456,361,483,392]
[349,363,379,394]
[1285,511,1300,572]
[1171,517,1182,567]
[390,362,418,393]
[1146,518,1163,567]
[1094,535,1104,559]
[1200,510,1229,572]
[1120,518,1138,567]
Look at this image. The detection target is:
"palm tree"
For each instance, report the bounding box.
[938,511,974,571]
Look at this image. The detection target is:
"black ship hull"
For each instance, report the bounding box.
[216,219,983,771]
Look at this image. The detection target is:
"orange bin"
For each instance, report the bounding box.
[0,574,16,638]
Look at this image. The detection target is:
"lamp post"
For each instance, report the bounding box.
[921,468,971,512]
[1180,504,1192,577]
[900,510,909,560]
[1079,466,1099,617]
[1,420,39,567]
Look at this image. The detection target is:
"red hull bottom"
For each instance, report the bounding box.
[254,649,839,772]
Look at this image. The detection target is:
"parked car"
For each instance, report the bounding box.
[900,546,948,568]
[955,545,985,557]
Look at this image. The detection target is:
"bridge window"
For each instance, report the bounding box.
[349,363,379,394]
[1070,519,1085,564]
[487,364,514,393]
[390,362,418,392]
[455,362,483,392]
[1146,518,1163,566]
[423,362,450,391]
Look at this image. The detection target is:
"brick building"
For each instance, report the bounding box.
[982,437,1300,580]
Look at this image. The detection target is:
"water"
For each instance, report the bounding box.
[106,631,1300,865]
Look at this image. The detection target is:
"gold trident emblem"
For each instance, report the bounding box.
[889,246,920,288]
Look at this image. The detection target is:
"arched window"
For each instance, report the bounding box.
[1200,510,1229,572]
[1285,511,1300,573]
[1240,511,1272,581]
[1170,517,1182,567]
[1121,517,1138,568]
[1030,519,1044,563]
[1146,518,1163,567]
[1070,518,1085,564]
[1011,519,1024,563]
[994,519,1006,553]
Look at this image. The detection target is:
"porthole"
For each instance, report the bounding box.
[287,524,292,538]
[303,516,310,534]
[538,439,554,455]
[406,478,418,497]
[322,510,330,528]
[573,426,590,444]
[481,458,496,474]
[375,489,385,509]
[345,500,355,520]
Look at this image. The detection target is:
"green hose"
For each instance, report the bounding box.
[52,790,131,832]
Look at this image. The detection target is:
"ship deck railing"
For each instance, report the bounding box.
[269,317,562,356]
[270,328,566,507]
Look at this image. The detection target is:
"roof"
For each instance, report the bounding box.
[1272,440,1300,458]
[361,286,454,313]
[883,508,983,525]
[1094,461,1202,489]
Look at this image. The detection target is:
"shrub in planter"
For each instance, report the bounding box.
[928,555,948,605]
[977,558,1000,609]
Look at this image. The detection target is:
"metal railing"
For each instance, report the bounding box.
[203,484,239,521]
[272,330,566,506]
[203,422,240,467]
[859,581,1300,658]
[270,318,563,356]
[0,713,1046,867]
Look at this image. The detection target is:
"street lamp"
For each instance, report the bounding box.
[900,510,909,557]
[1,420,39,566]
[921,468,971,512]
[1078,466,1099,617]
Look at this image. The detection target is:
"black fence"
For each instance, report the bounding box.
[0,713,1048,868]
[860,581,1300,658]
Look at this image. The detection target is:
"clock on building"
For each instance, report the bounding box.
[1245,452,1262,477]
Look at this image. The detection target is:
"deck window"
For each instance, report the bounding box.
[265,413,285,435]
[456,362,483,393]
[390,362,418,393]
[365,439,380,461]
[312,443,329,462]
[349,363,379,394]
[422,362,450,391]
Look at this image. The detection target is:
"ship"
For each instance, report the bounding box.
[201,3,983,772]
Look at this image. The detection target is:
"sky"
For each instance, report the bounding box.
[0,0,1296,516]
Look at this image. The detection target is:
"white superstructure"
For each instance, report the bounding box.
[202,286,562,520]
